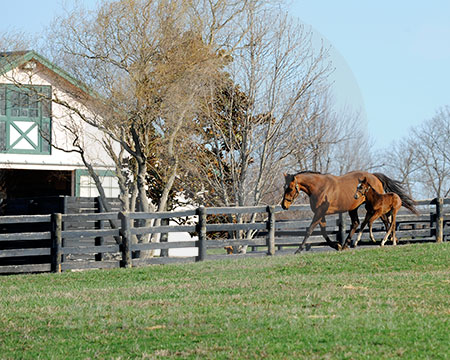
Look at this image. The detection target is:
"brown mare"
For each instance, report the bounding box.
[281,171,417,253]
[353,177,403,247]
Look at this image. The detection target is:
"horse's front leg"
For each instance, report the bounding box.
[295,214,323,254]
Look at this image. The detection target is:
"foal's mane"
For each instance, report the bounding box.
[360,177,375,190]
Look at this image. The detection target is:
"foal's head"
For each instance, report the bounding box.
[354,177,371,199]
[281,173,300,210]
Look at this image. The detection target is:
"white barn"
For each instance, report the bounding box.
[0,50,119,199]
[0,51,200,257]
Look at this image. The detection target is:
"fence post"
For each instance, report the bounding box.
[95,196,104,261]
[119,212,132,268]
[160,218,169,257]
[61,196,68,263]
[51,213,62,273]
[436,198,444,243]
[266,206,276,255]
[196,206,207,261]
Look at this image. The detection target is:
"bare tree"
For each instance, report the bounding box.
[0,31,31,53]
[409,107,450,198]
[379,106,450,199]
[44,0,251,215]
[378,138,418,196]
[324,108,375,175]
[289,94,373,175]
[186,7,333,209]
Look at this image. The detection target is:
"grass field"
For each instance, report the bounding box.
[0,243,449,359]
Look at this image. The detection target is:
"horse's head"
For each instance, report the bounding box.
[354,177,370,199]
[281,173,300,210]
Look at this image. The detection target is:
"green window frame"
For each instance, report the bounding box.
[75,169,120,198]
[0,84,52,154]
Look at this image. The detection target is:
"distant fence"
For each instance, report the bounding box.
[0,198,448,274]
[2,196,121,215]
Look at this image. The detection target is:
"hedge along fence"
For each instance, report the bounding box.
[0,198,448,274]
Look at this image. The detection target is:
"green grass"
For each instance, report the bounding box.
[0,243,449,359]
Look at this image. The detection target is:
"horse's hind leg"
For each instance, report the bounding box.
[319,218,341,251]
[295,213,323,254]
[391,209,400,245]
[380,223,393,247]
[380,214,391,239]
[381,217,395,246]
[382,210,399,246]
[369,221,376,243]
[342,209,360,249]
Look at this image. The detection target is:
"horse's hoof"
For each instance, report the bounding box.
[294,248,303,254]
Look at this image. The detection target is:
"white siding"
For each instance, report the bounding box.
[0,65,119,172]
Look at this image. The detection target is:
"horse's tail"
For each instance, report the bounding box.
[373,173,419,215]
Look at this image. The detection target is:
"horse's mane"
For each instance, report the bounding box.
[294,170,322,176]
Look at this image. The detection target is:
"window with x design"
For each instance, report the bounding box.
[0,84,51,154]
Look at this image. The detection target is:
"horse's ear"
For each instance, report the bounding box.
[283,173,287,178]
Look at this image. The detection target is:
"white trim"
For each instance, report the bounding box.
[0,161,113,171]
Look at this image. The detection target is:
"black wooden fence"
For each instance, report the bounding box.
[0,198,448,274]
[2,196,121,215]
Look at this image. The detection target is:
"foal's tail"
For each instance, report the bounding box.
[373,173,419,215]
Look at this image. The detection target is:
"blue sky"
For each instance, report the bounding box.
[2,1,449,150]
[290,1,450,149]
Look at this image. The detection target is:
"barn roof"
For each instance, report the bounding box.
[0,50,91,94]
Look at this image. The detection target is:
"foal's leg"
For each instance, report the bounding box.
[380,214,391,239]
[369,221,376,243]
[367,211,383,243]
[380,222,393,247]
[354,213,371,248]
[381,210,398,246]
[391,210,398,245]
[295,213,324,254]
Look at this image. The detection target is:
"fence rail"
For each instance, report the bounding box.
[0,198,448,274]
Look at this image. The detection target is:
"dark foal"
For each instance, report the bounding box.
[353,177,402,247]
